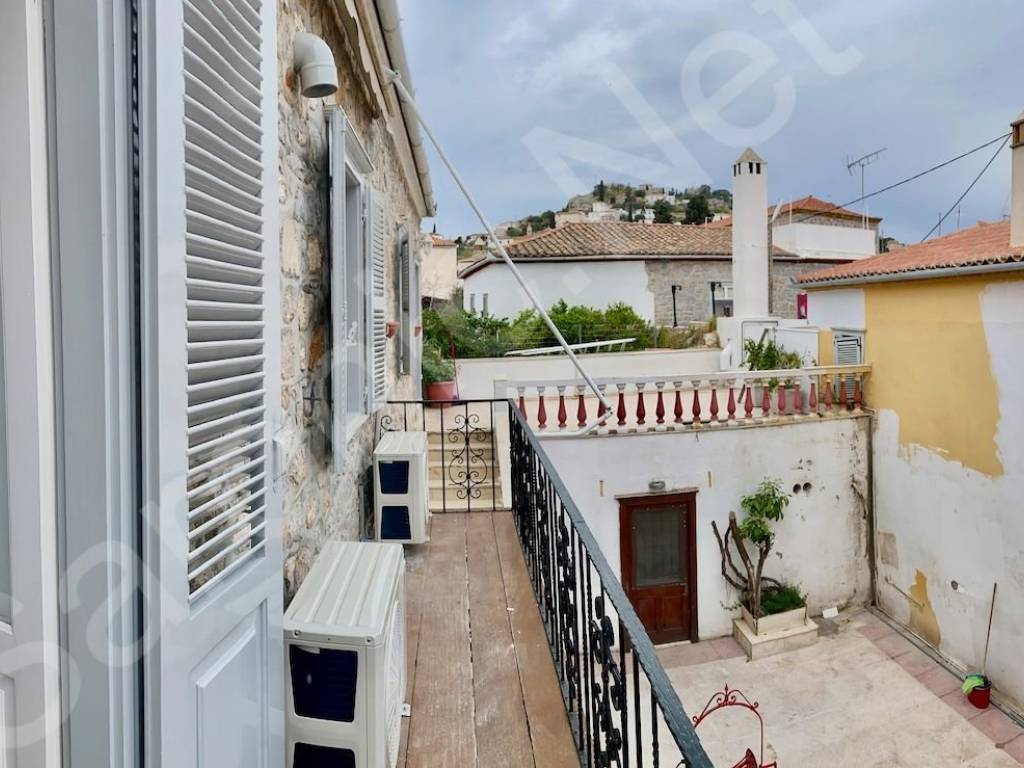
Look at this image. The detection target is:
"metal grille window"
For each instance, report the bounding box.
[397,233,412,376]
[183,0,268,598]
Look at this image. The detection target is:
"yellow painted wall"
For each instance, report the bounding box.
[859,274,1023,477]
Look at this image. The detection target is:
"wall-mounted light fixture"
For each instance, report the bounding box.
[293,32,338,98]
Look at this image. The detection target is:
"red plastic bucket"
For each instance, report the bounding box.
[967,680,992,710]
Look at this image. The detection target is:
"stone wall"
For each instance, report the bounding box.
[644,258,830,325]
[278,0,423,600]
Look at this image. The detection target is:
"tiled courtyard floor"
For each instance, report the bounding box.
[660,609,1024,767]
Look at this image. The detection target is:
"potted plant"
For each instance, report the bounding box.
[712,478,814,658]
[422,342,458,404]
[743,338,803,413]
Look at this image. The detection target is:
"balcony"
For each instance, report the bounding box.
[386,400,714,767]
[503,365,870,434]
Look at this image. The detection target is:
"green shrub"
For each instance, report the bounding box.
[421,342,455,385]
[760,584,806,615]
[743,337,802,371]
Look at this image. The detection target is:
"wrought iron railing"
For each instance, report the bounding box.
[380,399,505,513]
[380,398,712,766]
[508,404,713,768]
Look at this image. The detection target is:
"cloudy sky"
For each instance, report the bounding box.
[397,0,1018,244]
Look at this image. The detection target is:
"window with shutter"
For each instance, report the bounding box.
[398,232,412,376]
[369,190,388,411]
[327,105,376,459]
[833,332,864,394]
[184,0,270,598]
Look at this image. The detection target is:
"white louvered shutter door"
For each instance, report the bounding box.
[328,106,348,465]
[146,0,283,764]
[370,189,388,411]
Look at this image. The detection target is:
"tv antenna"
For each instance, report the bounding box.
[845,148,886,228]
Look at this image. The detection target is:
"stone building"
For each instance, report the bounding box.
[460,222,846,326]
[278,0,434,597]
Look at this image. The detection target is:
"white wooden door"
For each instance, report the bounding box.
[142,0,282,764]
[0,0,62,763]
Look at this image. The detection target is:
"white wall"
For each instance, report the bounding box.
[805,287,866,330]
[873,279,1024,707]
[422,241,458,300]
[544,418,872,639]
[456,347,722,400]
[462,260,654,321]
[773,221,877,260]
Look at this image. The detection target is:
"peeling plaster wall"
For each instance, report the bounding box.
[869,275,1024,708]
[278,0,423,601]
[543,417,871,639]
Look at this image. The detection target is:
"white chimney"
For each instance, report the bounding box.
[732,148,769,317]
[1012,111,1024,248]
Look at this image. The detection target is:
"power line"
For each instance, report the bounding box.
[920,133,1011,242]
[789,132,1013,227]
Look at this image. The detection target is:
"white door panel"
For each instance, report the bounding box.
[142,0,282,764]
[0,0,62,764]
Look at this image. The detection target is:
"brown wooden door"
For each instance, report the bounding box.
[619,493,697,644]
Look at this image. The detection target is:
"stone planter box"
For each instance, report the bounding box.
[734,604,817,660]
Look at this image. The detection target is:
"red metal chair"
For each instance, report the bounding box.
[692,685,777,768]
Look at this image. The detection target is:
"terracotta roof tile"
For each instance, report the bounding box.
[431,234,457,246]
[796,220,1024,285]
[507,222,737,258]
[703,196,881,229]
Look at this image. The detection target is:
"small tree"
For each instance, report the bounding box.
[711,479,791,618]
[652,199,674,223]
[684,194,711,224]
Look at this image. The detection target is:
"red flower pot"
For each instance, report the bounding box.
[425,380,458,406]
[967,680,992,710]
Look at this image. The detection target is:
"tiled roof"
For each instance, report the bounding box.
[431,234,457,247]
[457,221,833,277]
[703,196,882,228]
[796,220,1024,285]
[507,222,736,258]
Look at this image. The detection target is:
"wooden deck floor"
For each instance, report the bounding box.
[398,512,580,768]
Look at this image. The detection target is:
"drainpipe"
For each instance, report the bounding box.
[375,0,436,215]
[382,69,613,434]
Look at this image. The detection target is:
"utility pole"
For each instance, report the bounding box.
[845,148,887,228]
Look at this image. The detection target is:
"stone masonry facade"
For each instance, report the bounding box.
[645,258,838,325]
[278,0,424,600]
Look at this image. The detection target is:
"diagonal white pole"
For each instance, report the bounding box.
[384,68,612,434]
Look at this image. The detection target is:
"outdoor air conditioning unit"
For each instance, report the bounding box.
[284,540,407,768]
[373,431,429,544]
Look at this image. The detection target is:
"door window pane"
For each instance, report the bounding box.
[632,506,683,587]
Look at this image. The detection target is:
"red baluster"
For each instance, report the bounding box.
[710,386,720,422]
[727,385,737,421]
[839,377,849,410]
[854,377,863,411]
[597,386,607,419]
[823,377,834,412]
[794,383,803,415]
[673,383,684,424]
[518,388,527,419]
[636,384,646,426]
[616,385,627,426]
[655,384,666,425]
[744,385,754,419]
[537,387,547,429]
[777,382,787,416]
[557,386,567,429]
[691,383,702,423]
[809,381,818,415]
[576,387,587,427]
[761,382,771,417]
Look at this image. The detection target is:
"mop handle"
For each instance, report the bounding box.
[982,582,997,677]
